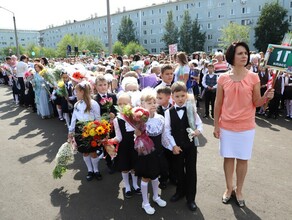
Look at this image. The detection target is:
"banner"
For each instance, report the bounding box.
[169,43,178,55]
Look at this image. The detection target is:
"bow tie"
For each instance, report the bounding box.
[101,94,107,98]
[176,106,186,111]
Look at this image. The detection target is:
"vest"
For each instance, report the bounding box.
[169,107,193,148]
[205,74,217,87]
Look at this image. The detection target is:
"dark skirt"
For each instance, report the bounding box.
[283,86,292,99]
[135,149,168,180]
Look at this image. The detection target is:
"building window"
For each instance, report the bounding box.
[218,2,225,7]
[159,18,162,24]
[160,48,164,52]
[208,46,212,52]
[144,39,147,44]
[151,48,157,53]
[289,15,292,23]
[151,20,155,25]
[217,38,223,42]
[176,5,179,10]
[142,11,144,16]
[159,9,162,13]
[290,1,292,8]
[230,9,234,15]
[143,30,147,35]
[207,23,212,29]
[207,34,213,40]
[151,39,156,43]
[10,37,13,40]
[259,5,262,11]
[143,21,147,25]
[151,10,154,15]
[208,11,211,18]
[218,15,224,19]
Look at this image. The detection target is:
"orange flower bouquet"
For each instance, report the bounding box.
[74,119,117,158]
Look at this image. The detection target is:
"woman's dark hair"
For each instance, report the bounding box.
[20,54,28,61]
[41,57,49,66]
[225,41,250,67]
[116,55,123,66]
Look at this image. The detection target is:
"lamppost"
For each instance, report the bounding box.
[0,6,20,58]
[106,0,112,55]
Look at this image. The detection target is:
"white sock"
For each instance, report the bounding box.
[83,155,93,172]
[151,178,159,200]
[141,180,149,205]
[90,157,100,173]
[15,94,19,103]
[57,108,63,119]
[122,172,131,192]
[131,172,139,189]
[63,113,70,127]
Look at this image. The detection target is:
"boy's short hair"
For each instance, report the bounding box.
[171,81,187,93]
[161,64,173,74]
[95,74,107,84]
[156,86,171,95]
[207,63,214,68]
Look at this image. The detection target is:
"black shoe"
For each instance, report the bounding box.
[131,186,142,195]
[203,114,209,118]
[187,201,197,211]
[86,172,94,181]
[94,172,102,180]
[170,193,184,202]
[124,190,133,199]
[159,182,167,190]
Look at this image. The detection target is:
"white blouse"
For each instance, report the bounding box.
[68,99,101,133]
[146,113,165,136]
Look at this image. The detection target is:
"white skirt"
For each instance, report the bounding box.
[219,128,255,160]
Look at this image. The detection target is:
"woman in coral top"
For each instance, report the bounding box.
[213,42,274,207]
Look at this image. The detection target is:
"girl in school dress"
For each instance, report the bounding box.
[110,92,140,199]
[135,89,167,215]
[68,81,101,181]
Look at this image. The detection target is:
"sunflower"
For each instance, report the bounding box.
[82,132,89,138]
[96,126,105,135]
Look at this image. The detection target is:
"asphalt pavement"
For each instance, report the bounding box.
[0,84,291,220]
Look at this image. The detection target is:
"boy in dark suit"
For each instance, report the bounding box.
[163,81,203,211]
[94,74,117,175]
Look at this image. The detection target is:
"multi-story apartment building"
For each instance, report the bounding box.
[0,29,40,49]
[1,0,292,54]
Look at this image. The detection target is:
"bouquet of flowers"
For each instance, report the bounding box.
[56,80,68,97]
[117,104,154,155]
[76,119,111,148]
[100,97,113,119]
[39,68,56,87]
[52,141,75,179]
[186,94,200,147]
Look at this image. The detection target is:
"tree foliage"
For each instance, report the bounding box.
[219,22,250,50]
[191,18,206,52]
[254,2,289,52]
[124,41,147,56]
[112,41,125,55]
[56,34,104,57]
[117,16,137,45]
[161,11,179,51]
[179,11,193,53]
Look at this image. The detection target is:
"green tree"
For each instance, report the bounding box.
[124,41,147,56]
[117,16,137,45]
[84,36,105,54]
[254,2,289,52]
[191,18,206,52]
[179,11,193,53]
[219,22,250,50]
[112,41,125,55]
[56,34,74,57]
[162,10,179,51]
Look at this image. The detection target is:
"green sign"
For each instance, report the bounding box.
[265,44,292,73]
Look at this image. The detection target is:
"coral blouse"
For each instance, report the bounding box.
[218,71,260,132]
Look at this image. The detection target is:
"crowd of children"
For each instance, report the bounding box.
[0,50,291,215]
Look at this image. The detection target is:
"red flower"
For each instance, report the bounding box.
[91,140,98,147]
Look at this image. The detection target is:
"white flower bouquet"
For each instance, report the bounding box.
[52,141,75,179]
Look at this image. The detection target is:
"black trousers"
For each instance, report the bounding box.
[17,77,25,105]
[173,145,197,202]
[268,93,282,117]
[204,90,216,116]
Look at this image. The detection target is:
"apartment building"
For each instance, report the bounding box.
[1,0,292,54]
